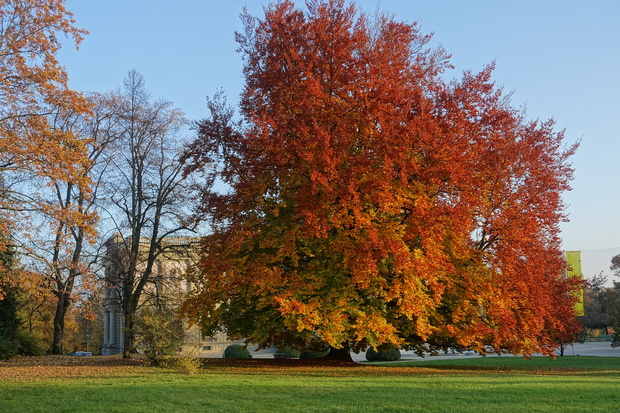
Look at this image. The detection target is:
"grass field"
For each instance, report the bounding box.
[1,355,619,412]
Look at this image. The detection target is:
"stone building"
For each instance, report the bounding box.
[101,235,271,357]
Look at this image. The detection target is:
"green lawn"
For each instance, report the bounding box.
[394,354,620,371]
[1,356,619,412]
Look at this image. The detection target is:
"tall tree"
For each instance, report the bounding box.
[23,92,121,354]
[0,0,92,302]
[0,238,19,341]
[0,0,90,222]
[103,70,192,358]
[182,0,581,359]
[607,255,620,346]
[581,272,610,334]
[611,254,620,279]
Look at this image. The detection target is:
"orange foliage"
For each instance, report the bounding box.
[0,0,95,355]
[0,0,91,232]
[0,0,93,309]
[182,0,581,356]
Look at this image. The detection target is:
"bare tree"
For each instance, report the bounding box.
[101,70,193,358]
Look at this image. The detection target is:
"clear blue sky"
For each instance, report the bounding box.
[59,0,620,253]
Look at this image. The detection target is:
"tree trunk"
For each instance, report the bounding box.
[123,310,134,358]
[558,342,568,357]
[324,342,354,362]
[51,293,70,355]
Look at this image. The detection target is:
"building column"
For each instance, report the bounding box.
[110,310,116,347]
[104,311,110,345]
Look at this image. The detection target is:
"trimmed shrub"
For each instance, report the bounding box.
[299,349,328,359]
[273,347,300,359]
[366,345,401,362]
[224,344,251,358]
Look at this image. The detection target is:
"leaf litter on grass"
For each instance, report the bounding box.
[0,355,151,382]
[1,355,618,384]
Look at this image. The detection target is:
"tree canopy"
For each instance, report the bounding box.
[0,0,90,199]
[0,0,92,307]
[182,0,581,357]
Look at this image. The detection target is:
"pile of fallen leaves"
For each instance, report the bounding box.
[1,355,583,383]
[0,355,149,381]
[0,355,383,382]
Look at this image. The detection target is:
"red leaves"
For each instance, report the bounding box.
[182,0,581,356]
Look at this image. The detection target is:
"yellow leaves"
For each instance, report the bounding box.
[352,312,402,348]
[275,294,322,332]
[274,291,356,346]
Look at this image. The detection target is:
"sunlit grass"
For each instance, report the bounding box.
[393,355,620,372]
[1,356,619,412]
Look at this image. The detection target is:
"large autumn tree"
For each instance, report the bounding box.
[0,0,92,299]
[182,0,581,359]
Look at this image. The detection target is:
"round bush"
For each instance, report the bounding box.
[299,349,329,359]
[273,347,300,359]
[365,345,401,362]
[223,344,251,358]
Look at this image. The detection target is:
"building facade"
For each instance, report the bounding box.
[101,235,272,357]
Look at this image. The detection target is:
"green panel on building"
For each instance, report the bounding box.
[566,251,584,316]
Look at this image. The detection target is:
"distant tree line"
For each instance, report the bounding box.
[581,254,620,346]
